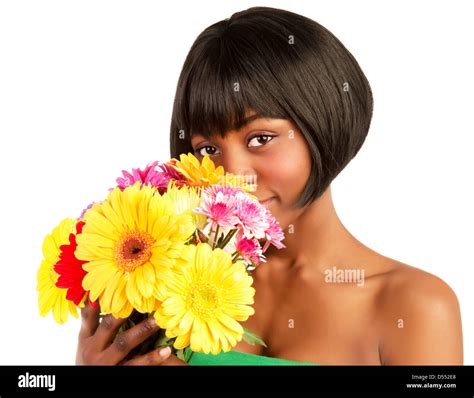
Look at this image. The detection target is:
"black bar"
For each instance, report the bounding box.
[0,365,473,395]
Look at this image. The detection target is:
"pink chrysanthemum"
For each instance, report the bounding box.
[261,208,286,252]
[115,161,188,194]
[234,196,269,239]
[116,160,160,189]
[203,185,244,199]
[235,233,264,265]
[194,187,240,230]
[158,162,189,192]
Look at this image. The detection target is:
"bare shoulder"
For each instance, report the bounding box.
[375,260,463,365]
[378,261,460,310]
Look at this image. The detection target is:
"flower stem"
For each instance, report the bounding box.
[212,224,220,249]
[219,228,238,249]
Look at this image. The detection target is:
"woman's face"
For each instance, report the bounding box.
[190,111,313,230]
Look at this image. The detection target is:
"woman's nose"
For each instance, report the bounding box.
[220,152,257,183]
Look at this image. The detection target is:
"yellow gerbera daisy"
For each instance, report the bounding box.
[37,218,80,324]
[75,182,196,318]
[170,153,257,194]
[154,242,255,354]
[163,180,207,230]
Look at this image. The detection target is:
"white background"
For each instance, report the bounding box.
[0,0,472,365]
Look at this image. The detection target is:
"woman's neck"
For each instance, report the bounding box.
[265,186,365,272]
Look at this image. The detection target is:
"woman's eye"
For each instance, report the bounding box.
[248,134,274,148]
[196,145,220,156]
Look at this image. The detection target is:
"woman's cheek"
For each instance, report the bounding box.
[273,149,310,198]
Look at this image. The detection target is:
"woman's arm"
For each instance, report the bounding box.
[378,267,463,365]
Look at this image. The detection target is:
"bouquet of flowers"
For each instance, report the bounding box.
[37,153,285,362]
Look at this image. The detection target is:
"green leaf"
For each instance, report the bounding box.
[183,347,195,363]
[243,327,267,348]
[154,330,173,348]
[176,348,186,361]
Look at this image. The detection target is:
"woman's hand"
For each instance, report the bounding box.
[76,302,188,366]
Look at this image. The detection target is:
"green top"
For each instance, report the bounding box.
[188,349,318,366]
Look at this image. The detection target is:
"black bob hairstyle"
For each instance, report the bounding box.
[170,6,373,208]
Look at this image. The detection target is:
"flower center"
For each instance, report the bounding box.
[115,230,155,273]
[187,280,220,321]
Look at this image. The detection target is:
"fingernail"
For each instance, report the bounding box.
[159,346,171,358]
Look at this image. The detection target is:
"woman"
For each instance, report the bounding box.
[76,6,463,365]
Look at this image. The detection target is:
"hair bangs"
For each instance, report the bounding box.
[185,55,249,139]
[172,24,290,143]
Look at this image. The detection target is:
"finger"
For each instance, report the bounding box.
[159,353,189,366]
[93,314,127,350]
[121,347,188,366]
[104,316,160,364]
[79,302,100,340]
